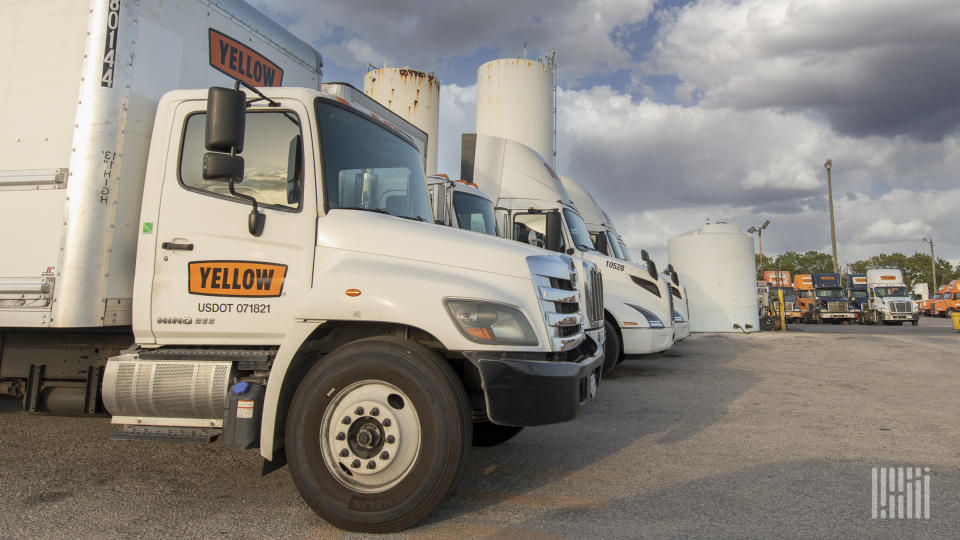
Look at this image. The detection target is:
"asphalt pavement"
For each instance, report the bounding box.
[2,316,958,539]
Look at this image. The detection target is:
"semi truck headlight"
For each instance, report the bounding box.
[444,299,538,346]
[626,304,665,328]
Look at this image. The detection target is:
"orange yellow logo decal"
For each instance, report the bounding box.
[189,261,287,297]
[208,29,283,87]
[881,275,897,281]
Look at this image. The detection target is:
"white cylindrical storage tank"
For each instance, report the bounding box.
[476,58,555,168]
[363,67,441,175]
[668,223,759,332]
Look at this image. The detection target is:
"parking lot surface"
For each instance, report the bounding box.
[2,317,958,538]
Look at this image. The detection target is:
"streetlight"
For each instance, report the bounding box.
[824,159,839,274]
[922,237,937,290]
[747,220,771,275]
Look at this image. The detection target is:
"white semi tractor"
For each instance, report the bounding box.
[558,175,691,342]
[463,134,674,375]
[862,269,919,325]
[0,0,604,533]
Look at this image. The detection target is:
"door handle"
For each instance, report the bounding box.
[161,242,194,251]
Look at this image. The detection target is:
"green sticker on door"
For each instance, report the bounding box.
[142,222,153,234]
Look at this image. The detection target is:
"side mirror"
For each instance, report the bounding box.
[203,153,244,182]
[594,231,609,255]
[527,230,543,248]
[545,211,564,253]
[640,249,650,262]
[206,87,246,153]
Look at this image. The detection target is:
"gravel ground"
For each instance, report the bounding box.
[1,316,957,539]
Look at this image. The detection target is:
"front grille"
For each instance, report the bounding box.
[584,262,604,327]
[889,300,911,313]
[528,255,585,351]
[827,301,848,312]
[783,302,795,311]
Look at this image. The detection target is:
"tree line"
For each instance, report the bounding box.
[755,250,960,293]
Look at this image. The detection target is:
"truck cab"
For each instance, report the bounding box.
[464,134,673,375]
[762,271,801,322]
[863,269,919,325]
[931,280,960,317]
[558,175,690,342]
[808,273,858,323]
[794,274,815,320]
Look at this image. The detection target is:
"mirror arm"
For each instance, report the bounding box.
[236,79,280,107]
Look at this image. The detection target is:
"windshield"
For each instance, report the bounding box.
[815,289,845,298]
[851,290,867,299]
[606,230,626,259]
[934,293,942,299]
[452,191,497,235]
[769,287,796,300]
[798,289,814,298]
[875,286,907,297]
[618,240,632,261]
[316,100,432,222]
[562,208,595,252]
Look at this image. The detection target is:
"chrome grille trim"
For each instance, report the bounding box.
[889,300,912,313]
[540,287,580,304]
[527,255,585,352]
[827,301,848,313]
[546,312,582,327]
[583,261,604,328]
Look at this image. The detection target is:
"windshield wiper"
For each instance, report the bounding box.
[397,215,426,222]
[337,206,390,215]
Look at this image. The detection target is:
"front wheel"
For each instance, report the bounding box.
[912,320,919,326]
[285,337,471,533]
[602,320,622,375]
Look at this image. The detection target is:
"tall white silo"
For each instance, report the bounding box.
[668,222,759,332]
[363,67,441,175]
[476,57,555,168]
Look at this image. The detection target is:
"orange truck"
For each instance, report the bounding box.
[763,271,803,321]
[931,280,960,317]
[794,274,815,320]
[920,287,943,316]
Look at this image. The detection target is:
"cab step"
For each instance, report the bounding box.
[109,426,221,444]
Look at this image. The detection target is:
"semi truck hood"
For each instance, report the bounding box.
[318,210,549,279]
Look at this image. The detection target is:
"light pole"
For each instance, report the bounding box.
[922,237,937,290]
[824,159,839,274]
[747,220,771,276]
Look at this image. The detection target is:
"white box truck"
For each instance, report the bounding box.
[0,0,604,532]
[863,269,919,325]
[462,134,674,375]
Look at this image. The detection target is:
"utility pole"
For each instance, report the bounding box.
[922,237,937,290]
[824,159,839,274]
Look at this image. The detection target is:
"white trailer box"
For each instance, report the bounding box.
[0,0,322,328]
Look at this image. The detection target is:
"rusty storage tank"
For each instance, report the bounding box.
[363,67,440,176]
[476,57,555,168]
[668,222,760,332]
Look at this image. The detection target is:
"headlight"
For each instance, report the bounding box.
[626,303,665,328]
[673,310,685,323]
[444,299,538,346]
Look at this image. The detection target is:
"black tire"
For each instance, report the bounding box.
[759,315,776,331]
[912,320,919,326]
[602,320,622,375]
[472,422,524,447]
[285,337,471,533]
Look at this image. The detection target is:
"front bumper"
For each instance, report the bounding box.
[621,325,674,354]
[882,312,919,321]
[674,321,690,341]
[464,331,604,427]
[819,312,857,320]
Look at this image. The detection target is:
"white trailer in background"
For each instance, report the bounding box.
[0,0,604,532]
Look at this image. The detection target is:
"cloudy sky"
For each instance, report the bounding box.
[252,0,959,268]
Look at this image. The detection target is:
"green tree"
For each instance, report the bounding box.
[847,252,954,292]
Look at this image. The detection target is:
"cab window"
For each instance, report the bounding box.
[179,111,303,210]
[513,213,564,251]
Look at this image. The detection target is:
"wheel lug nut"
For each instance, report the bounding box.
[370,407,379,416]
[339,449,349,457]
[386,435,395,444]
[342,416,351,425]
[380,451,389,460]
[367,461,377,470]
[351,459,361,469]
[335,432,345,441]
[383,418,392,427]
[355,407,364,415]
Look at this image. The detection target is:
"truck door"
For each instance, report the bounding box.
[149,99,316,344]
